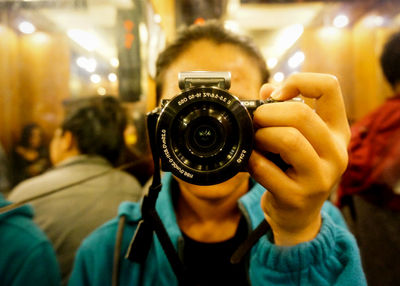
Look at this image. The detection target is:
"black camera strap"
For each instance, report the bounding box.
[124,110,187,284]
[230,219,270,264]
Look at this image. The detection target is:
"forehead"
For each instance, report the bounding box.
[161,40,263,100]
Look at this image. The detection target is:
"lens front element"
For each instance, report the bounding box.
[194,125,216,148]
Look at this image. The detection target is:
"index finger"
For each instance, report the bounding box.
[270,73,350,143]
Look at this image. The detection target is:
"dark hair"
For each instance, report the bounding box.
[380,31,400,88]
[155,20,269,103]
[61,96,127,165]
[20,123,42,148]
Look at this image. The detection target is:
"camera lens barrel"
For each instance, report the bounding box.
[156,87,255,185]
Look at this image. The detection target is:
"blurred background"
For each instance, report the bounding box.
[0,0,399,154]
[1,1,400,284]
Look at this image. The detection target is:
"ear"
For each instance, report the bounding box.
[61,130,78,152]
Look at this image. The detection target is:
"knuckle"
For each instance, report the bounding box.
[280,128,302,150]
[309,164,333,194]
[318,175,333,193]
[252,106,266,124]
[286,72,301,84]
[324,74,340,92]
[337,148,349,175]
[294,103,312,121]
[248,156,266,180]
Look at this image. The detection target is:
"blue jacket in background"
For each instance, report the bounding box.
[0,193,61,286]
[69,173,366,285]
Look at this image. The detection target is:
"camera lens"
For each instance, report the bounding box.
[171,101,239,174]
[156,87,254,185]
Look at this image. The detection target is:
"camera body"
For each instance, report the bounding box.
[147,71,273,186]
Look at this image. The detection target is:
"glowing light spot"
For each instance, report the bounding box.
[333,14,349,28]
[19,21,36,34]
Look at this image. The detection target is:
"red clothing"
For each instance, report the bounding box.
[337,94,400,211]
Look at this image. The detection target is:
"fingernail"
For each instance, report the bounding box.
[270,88,281,100]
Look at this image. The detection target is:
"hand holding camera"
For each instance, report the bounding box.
[249,72,350,245]
[147,71,350,246]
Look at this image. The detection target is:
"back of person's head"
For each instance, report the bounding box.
[19,123,42,149]
[155,20,269,102]
[61,96,127,165]
[380,31,400,89]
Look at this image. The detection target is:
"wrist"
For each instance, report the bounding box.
[269,214,322,246]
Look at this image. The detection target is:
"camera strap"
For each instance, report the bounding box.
[123,110,187,285]
[230,219,270,264]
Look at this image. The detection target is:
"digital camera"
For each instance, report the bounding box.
[147,71,278,186]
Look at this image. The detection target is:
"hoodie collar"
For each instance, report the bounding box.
[0,193,34,221]
[155,173,266,243]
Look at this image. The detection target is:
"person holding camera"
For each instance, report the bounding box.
[68,21,366,286]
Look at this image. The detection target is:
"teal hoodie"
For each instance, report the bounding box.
[0,194,61,285]
[69,173,366,285]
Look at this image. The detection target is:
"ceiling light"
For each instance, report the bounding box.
[154,14,161,24]
[76,57,87,68]
[274,24,304,53]
[267,57,278,69]
[76,57,97,73]
[97,87,106,96]
[67,29,99,51]
[333,14,349,28]
[19,21,36,34]
[288,51,305,69]
[273,72,284,82]
[318,27,341,39]
[86,58,97,73]
[363,15,385,27]
[90,74,101,84]
[139,23,148,44]
[108,73,117,82]
[110,57,119,68]
[32,32,49,43]
[224,20,240,33]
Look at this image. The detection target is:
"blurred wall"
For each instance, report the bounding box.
[0,26,19,152]
[351,25,394,121]
[301,25,395,124]
[150,0,175,41]
[0,29,70,151]
[147,0,175,112]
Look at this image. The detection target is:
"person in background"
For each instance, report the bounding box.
[8,96,143,285]
[10,123,50,187]
[0,142,11,195]
[0,193,60,285]
[69,21,365,286]
[337,30,400,286]
[118,115,154,186]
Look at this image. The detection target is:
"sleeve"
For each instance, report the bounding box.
[249,212,366,286]
[11,242,61,286]
[321,201,348,229]
[68,245,92,286]
[68,227,116,286]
